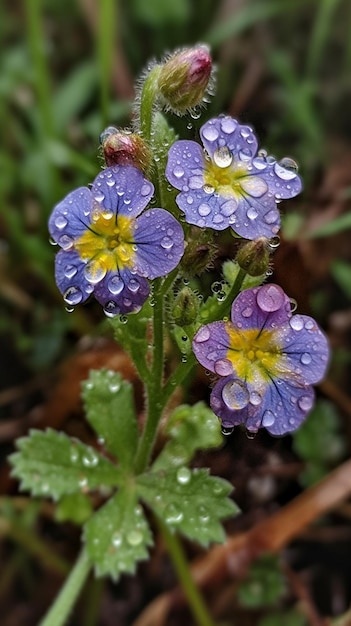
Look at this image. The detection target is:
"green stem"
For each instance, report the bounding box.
[160,522,217,626]
[139,65,162,141]
[134,279,165,473]
[97,0,116,128]
[211,267,247,322]
[39,549,91,626]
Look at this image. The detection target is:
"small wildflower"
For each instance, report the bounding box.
[100,127,152,173]
[166,116,302,240]
[48,165,184,316]
[158,45,213,115]
[192,284,329,435]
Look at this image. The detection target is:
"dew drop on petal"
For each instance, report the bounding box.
[194,326,211,343]
[246,207,258,220]
[245,429,257,439]
[289,298,298,312]
[203,184,215,195]
[161,236,174,250]
[262,410,275,427]
[64,264,78,279]
[222,379,250,410]
[202,125,219,141]
[176,467,191,485]
[249,391,262,406]
[128,278,140,293]
[173,165,185,178]
[141,183,153,196]
[300,352,312,365]
[242,306,253,318]
[221,425,234,436]
[289,316,304,331]
[55,214,68,229]
[59,234,74,250]
[220,117,237,134]
[213,146,233,168]
[275,157,299,179]
[256,284,284,312]
[63,286,83,306]
[214,358,233,376]
[268,235,280,249]
[298,395,313,411]
[84,260,107,284]
[263,210,278,224]
[108,275,124,295]
[103,300,120,317]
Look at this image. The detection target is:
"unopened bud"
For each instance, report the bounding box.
[172,287,199,327]
[100,128,152,173]
[158,45,213,115]
[236,238,271,276]
[180,227,218,275]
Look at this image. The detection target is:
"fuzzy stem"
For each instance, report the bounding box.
[160,522,217,626]
[38,549,91,626]
[134,278,165,474]
[139,65,162,141]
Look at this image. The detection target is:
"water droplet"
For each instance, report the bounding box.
[202,125,219,142]
[103,300,120,317]
[70,446,79,463]
[263,210,278,224]
[194,326,210,343]
[197,505,210,523]
[220,117,237,134]
[111,532,122,547]
[176,467,191,485]
[109,381,121,393]
[289,316,304,331]
[108,275,124,295]
[242,306,253,318]
[173,165,184,178]
[128,278,140,293]
[256,284,284,312]
[84,260,107,284]
[252,156,267,171]
[298,395,313,411]
[64,264,78,279]
[83,447,99,467]
[214,358,233,376]
[289,298,298,312]
[165,503,184,524]
[59,234,74,250]
[222,380,250,410]
[221,424,234,436]
[63,286,83,306]
[247,207,258,220]
[300,352,312,365]
[262,410,275,427]
[55,214,68,229]
[127,530,143,546]
[141,182,153,196]
[250,391,262,406]
[161,236,174,250]
[268,235,280,249]
[276,157,299,179]
[94,191,105,202]
[213,146,233,168]
[203,184,215,195]
[245,429,257,439]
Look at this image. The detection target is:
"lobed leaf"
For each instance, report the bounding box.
[153,402,223,471]
[137,467,239,547]
[10,428,120,500]
[84,487,153,580]
[82,370,138,474]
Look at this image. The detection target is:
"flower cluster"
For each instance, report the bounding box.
[192,284,329,435]
[166,116,302,240]
[48,165,184,316]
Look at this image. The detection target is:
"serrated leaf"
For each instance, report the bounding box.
[84,488,153,580]
[153,402,223,471]
[10,429,120,500]
[137,468,238,547]
[55,493,93,525]
[82,370,138,474]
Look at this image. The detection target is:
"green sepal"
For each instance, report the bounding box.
[84,487,153,580]
[137,467,238,547]
[10,428,120,500]
[82,370,139,474]
[153,402,223,471]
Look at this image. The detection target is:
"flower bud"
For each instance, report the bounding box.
[172,286,199,327]
[100,128,152,173]
[158,45,213,115]
[180,227,218,276]
[236,238,271,276]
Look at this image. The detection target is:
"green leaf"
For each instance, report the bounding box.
[309,211,351,237]
[137,468,238,547]
[84,488,153,579]
[10,429,120,500]
[52,62,97,131]
[55,493,93,525]
[153,402,223,471]
[82,370,138,474]
[237,555,286,608]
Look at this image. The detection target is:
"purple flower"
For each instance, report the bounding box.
[49,165,184,316]
[192,284,329,436]
[166,116,302,240]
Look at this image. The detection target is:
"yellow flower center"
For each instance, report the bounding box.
[203,149,268,200]
[226,326,283,384]
[75,212,135,279]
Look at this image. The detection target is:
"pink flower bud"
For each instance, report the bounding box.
[158,45,213,114]
[100,128,152,173]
